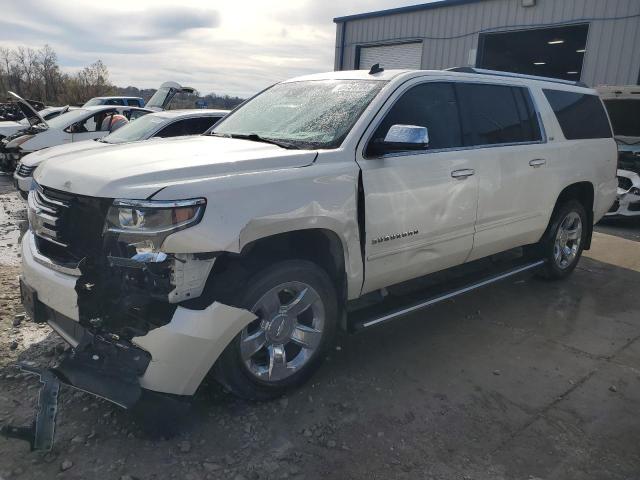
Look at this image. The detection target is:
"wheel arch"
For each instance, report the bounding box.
[238,228,348,307]
[184,227,349,320]
[551,181,595,250]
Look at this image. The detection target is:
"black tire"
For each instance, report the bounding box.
[214,259,338,400]
[536,199,587,280]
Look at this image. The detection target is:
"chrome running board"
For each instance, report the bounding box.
[350,259,545,331]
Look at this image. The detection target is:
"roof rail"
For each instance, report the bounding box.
[445,67,590,88]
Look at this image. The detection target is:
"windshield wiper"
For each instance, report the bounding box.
[212,133,299,150]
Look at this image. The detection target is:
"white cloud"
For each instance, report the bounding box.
[0,0,432,97]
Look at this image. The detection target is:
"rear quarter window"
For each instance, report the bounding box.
[543,89,612,140]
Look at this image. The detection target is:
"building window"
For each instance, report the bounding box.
[477,24,589,82]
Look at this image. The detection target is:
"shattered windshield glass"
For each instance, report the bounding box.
[604,99,640,139]
[212,80,387,149]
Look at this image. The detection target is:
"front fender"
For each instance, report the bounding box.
[154,161,363,299]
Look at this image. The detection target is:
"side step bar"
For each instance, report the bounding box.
[349,259,545,331]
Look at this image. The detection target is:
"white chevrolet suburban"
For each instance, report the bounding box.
[7,68,617,450]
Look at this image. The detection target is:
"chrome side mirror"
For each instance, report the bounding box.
[383,124,429,147]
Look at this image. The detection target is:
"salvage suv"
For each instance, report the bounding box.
[9,67,617,450]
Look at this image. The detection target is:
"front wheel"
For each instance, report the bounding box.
[214,260,338,400]
[536,199,587,280]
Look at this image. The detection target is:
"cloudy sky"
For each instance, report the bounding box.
[0,0,432,97]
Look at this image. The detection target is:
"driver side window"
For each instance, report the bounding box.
[366,82,463,157]
[72,112,114,133]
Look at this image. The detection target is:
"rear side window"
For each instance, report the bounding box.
[602,99,640,137]
[155,117,220,138]
[456,83,542,146]
[367,82,463,155]
[543,89,612,140]
[127,99,141,107]
[185,116,222,134]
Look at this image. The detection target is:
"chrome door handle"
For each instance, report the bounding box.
[451,168,475,179]
[529,158,546,167]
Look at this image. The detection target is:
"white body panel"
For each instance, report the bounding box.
[18,105,151,154]
[0,120,27,138]
[23,140,108,167]
[133,303,257,395]
[20,69,617,397]
[607,168,640,217]
[21,233,79,321]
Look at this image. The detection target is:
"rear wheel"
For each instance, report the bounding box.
[536,199,587,280]
[214,260,338,400]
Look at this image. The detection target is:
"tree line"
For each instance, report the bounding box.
[0,44,244,109]
[0,45,112,106]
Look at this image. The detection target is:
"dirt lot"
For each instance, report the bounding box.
[1,175,639,480]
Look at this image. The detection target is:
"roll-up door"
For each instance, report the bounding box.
[358,42,423,70]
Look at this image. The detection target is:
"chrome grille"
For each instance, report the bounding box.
[16,163,36,178]
[27,186,70,247]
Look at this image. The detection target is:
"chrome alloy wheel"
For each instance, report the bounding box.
[240,281,325,382]
[553,211,582,269]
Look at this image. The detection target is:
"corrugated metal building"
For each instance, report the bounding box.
[333,0,640,86]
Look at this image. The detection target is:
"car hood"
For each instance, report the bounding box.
[8,91,47,128]
[22,140,108,167]
[0,121,25,136]
[35,135,318,198]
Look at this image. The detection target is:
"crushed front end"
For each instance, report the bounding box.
[607,148,640,217]
[6,183,256,450]
[0,131,27,173]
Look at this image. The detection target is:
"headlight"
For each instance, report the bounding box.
[106,198,206,253]
[106,198,206,234]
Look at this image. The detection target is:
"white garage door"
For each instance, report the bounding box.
[358,42,423,70]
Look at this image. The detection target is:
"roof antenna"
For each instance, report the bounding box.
[369,63,384,75]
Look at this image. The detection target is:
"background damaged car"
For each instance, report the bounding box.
[13,109,229,198]
[0,105,72,140]
[0,92,152,173]
[1,81,196,173]
[598,85,640,217]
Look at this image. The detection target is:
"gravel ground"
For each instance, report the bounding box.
[1,175,639,480]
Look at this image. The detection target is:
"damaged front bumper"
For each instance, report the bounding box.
[606,169,640,217]
[0,142,23,173]
[606,189,640,217]
[2,332,149,451]
[8,231,257,450]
